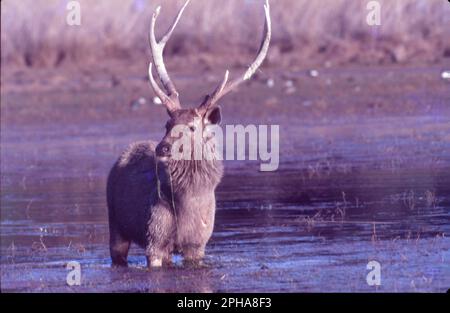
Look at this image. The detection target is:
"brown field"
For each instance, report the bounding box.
[1,0,450,68]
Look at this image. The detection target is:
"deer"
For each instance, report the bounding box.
[107,0,271,268]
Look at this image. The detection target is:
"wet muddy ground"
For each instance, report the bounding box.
[1,63,450,292]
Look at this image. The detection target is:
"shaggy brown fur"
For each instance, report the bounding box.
[107,109,223,267]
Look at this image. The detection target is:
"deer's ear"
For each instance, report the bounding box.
[205,106,222,125]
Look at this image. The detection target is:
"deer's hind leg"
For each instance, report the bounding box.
[110,230,131,267]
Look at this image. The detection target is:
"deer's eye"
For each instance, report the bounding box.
[189,125,196,132]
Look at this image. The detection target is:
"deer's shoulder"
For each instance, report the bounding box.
[117,141,157,168]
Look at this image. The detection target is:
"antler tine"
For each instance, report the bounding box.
[228,0,271,90]
[209,70,230,105]
[149,0,190,111]
[148,63,178,114]
[201,0,271,112]
[160,0,191,46]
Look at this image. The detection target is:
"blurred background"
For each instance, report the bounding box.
[2,0,450,68]
[1,0,450,292]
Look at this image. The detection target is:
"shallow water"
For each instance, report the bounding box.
[1,67,450,292]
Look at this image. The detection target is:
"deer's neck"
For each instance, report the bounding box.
[165,159,223,197]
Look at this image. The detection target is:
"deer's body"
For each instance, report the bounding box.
[107,140,223,266]
[107,0,271,268]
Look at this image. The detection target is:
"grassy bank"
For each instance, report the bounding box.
[1,0,450,68]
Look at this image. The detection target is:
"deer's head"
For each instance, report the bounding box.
[148,0,271,162]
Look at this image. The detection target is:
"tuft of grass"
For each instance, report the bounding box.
[371,222,377,245]
[1,0,449,67]
[31,236,47,253]
[425,190,437,208]
[402,190,415,210]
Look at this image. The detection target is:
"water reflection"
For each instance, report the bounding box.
[1,113,449,292]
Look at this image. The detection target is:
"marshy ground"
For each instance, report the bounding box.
[1,61,450,292]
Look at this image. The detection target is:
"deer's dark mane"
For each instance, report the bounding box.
[166,159,223,195]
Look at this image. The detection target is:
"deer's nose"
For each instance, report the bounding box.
[156,142,172,157]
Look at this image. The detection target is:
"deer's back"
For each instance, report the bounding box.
[107,141,160,246]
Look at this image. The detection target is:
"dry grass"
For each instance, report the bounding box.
[1,0,450,67]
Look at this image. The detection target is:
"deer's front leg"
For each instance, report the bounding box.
[182,244,205,266]
[146,203,175,268]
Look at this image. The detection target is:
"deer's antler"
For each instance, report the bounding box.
[199,0,272,113]
[148,0,190,114]
[148,0,271,116]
